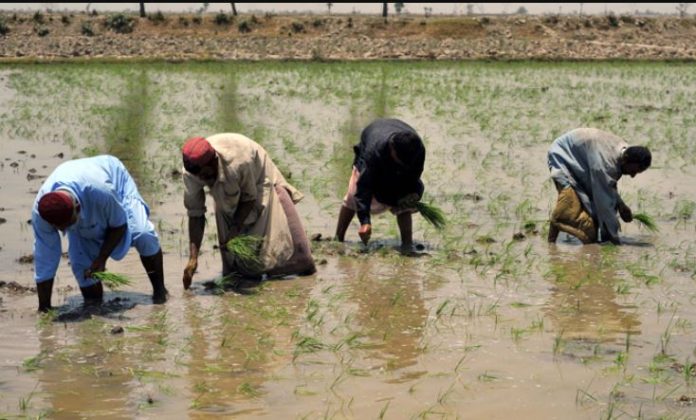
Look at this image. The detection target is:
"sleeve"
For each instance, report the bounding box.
[355,165,374,225]
[91,186,127,228]
[183,171,206,217]
[239,151,262,203]
[409,148,426,199]
[590,167,621,243]
[32,210,62,283]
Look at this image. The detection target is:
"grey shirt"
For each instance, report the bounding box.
[548,128,627,243]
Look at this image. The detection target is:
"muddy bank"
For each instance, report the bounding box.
[1,12,696,61]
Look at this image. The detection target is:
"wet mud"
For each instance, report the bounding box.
[0,61,695,418]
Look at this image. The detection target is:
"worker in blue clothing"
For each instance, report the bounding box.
[32,155,167,312]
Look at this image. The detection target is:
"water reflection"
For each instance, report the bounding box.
[182,286,307,417]
[103,70,156,203]
[339,255,428,375]
[544,246,641,342]
[35,320,135,419]
[216,70,244,134]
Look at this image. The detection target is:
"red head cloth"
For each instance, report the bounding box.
[182,137,216,167]
[38,191,75,226]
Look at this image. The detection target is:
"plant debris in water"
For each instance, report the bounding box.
[415,202,447,230]
[225,235,264,266]
[633,212,659,233]
[92,271,132,289]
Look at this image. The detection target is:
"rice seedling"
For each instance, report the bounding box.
[92,271,132,289]
[22,353,45,372]
[415,201,447,229]
[378,401,390,419]
[237,382,261,398]
[225,235,264,267]
[633,212,659,233]
[36,309,57,327]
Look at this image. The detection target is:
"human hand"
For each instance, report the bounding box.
[183,257,198,290]
[358,224,372,245]
[84,258,107,280]
[619,203,633,223]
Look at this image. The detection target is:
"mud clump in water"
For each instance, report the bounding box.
[0,280,35,294]
[17,254,34,264]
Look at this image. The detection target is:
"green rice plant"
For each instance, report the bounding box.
[92,271,132,289]
[237,382,261,398]
[37,309,57,327]
[633,212,659,233]
[415,202,447,230]
[225,235,264,267]
[22,353,46,372]
[292,334,327,361]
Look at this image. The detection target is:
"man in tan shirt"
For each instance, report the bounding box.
[181,134,315,288]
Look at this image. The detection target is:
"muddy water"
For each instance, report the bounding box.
[1,62,696,419]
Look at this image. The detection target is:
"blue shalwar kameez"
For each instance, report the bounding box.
[32,155,160,288]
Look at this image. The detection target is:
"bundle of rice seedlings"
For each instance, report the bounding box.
[415,201,447,230]
[92,271,132,289]
[225,235,264,267]
[633,212,659,233]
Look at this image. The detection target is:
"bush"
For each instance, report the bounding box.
[148,11,166,24]
[81,22,94,36]
[480,16,491,25]
[347,17,353,28]
[291,21,305,33]
[238,20,251,33]
[105,13,135,33]
[250,15,259,24]
[32,11,44,24]
[192,16,202,25]
[607,13,620,28]
[214,12,230,25]
[312,18,324,28]
[60,15,71,25]
[178,16,189,26]
[0,18,9,36]
[36,27,49,37]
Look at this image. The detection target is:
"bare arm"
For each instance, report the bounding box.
[183,215,205,289]
[85,224,127,278]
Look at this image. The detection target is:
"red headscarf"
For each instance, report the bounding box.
[182,137,216,168]
[38,191,75,226]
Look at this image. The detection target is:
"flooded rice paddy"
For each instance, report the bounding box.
[0,61,695,419]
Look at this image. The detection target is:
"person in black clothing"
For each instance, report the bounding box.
[334,118,426,250]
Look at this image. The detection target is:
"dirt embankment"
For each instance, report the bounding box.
[1,11,696,61]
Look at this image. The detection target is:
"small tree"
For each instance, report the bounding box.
[139,2,145,18]
[382,2,388,20]
[466,3,474,15]
[395,2,404,15]
[230,3,238,16]
[424,7,432,18]
[516,6,528,15]
[327,3,333,15]
[677,3,691,17]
